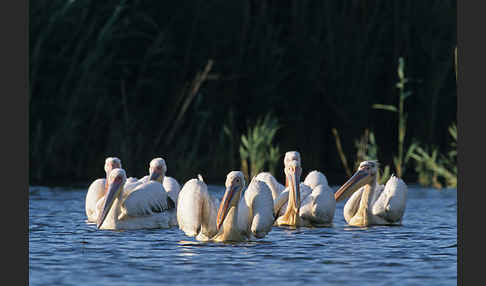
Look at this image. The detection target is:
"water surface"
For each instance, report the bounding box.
[29,185,457,285]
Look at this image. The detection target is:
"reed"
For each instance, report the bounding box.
[455,46,458,82]
[239,114,280,180]
[332,128,352,178]
[410,123,457,188]
[372,57,418,178]
[354,129,391,185]
[29,1,456,185]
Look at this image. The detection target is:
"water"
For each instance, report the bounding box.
[29,185,457,286]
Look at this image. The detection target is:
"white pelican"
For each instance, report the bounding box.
[127,157,181,207]
[334,160,408,227]
[254,151,302,213]
[96,168,177,230]
[257,151,336,227]
[177,171,274,242]
[254,172,285,211]
[274,159,336,227]
[85,157,121,222]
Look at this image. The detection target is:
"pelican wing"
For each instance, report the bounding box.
[372,175,408,223]
[139,175,149,183]
[85,178,106,221]
[238,179,274,239]
[124,178,143,193]
[274,190,289,217]
[126,177,139,184]
[300,184,336,225]
[300,183,313,202]
[131,175,180,206]
[342,187,363,224]
[163,176,181,207]
[254,172,285,203]
[120,181,172,218]
[177,177,219,240]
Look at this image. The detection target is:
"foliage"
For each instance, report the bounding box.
[332,128,352,178]
[354,129,391,185]
[239,114,280,181]
[372,57,418,178]
[336,57,457,189]
[29,1,456,185]
[410,123,457,188]
[455,46,458,82]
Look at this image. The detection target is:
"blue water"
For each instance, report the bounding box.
[29,185,457,286]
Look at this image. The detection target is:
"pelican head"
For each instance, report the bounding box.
[216,171,245,230]
[334,160,378,202]
[303,170,328,189]
[104,157,122,177]
[284,151,301,188]
[281,159,302,225]
[97,168,127,229]
[148,157,167,183]
[284,151,301,166]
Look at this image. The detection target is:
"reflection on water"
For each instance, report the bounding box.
[29,185,457,286]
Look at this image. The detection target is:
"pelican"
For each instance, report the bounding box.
[85,157,121,222]
[254,172,285,211]
[334,160,408,227]
[177,171,274,242]
[254,151,302,213]
[127,157,181,206]
[96,168,177,230]
[274,159,336,227]
[257,151,336,227]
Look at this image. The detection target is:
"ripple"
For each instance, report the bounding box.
[29,187,457,286]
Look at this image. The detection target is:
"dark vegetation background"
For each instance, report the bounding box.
[29,0,456,186]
